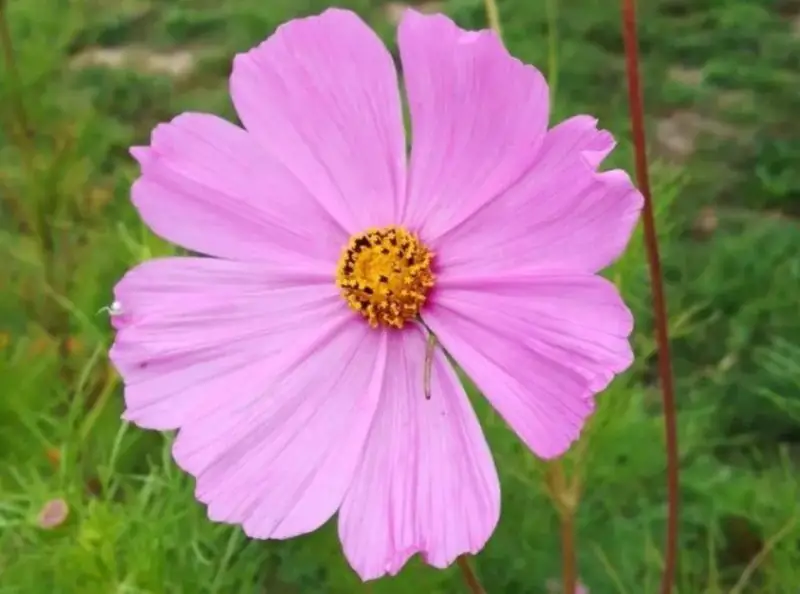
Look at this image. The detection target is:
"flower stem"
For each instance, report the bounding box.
[483,0,503,37]
[457,555,487,594]
[559,510,576,594]
[546,464,578,594]
[545,0,559,102]
[620,1,679,593]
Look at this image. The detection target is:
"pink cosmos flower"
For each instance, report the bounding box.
[110,8,641,581]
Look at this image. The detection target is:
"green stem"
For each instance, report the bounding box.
[545,0,559,102]
[483,0,503,37]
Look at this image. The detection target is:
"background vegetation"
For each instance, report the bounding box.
[2,0,799,592]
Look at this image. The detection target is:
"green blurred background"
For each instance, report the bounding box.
[1,0,799,592]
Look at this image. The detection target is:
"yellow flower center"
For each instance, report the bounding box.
[336,226,435,329]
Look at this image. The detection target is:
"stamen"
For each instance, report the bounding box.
[335,226,435,329]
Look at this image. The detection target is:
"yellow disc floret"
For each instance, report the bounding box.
[336,226,435,329]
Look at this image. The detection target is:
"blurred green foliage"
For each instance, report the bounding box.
[1,0,799,593]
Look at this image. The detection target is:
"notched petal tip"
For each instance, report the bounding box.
[398,6,549,238]
[424,271,635,460]
[595,167,645,216]
[164,318,387,544]
[399,8,520,70]
[130,111,221,170]
[232,5,374,69]
[232,6,366,56]
[560,118,642,219]
[554,115,617,171]
[581,135,617,171]
[338,329,500,582]
[399,7,496,41]
[129,145,150,165]
[316,6,365,21]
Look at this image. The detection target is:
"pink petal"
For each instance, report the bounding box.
[423,274,634,459]
[397,10,549,239]
[131,112,346,263]
[230,9,406,232]
[433,116,643,277]
[171,319,388,540]
[110,257,342,430]
[113,256,392,538]
[339,327,500,580]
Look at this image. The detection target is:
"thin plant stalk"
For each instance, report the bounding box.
[457,556,487,594]
[559,507,577,594]
[545,0,559,102]
[546,464,578,594]
[620,1,680,592]
[483,0,503,39]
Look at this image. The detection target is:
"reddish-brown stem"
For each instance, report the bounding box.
[457,556,487,594]
[559,510,577,594]
[620,1,679,593]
